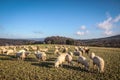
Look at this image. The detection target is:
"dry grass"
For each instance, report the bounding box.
[0,44,120,80]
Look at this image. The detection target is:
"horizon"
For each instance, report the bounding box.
[0,0,120,39]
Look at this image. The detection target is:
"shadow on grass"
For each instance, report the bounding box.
[24,57,37,62]
[31,61,54,68]
[46,58,56,61]
[0,54,17,61]
[63,64,90,73]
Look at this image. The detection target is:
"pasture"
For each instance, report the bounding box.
[0,44,120,80]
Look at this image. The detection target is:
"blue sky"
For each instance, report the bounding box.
[0,0,120,39]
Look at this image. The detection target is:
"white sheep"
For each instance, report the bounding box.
[16,50,26,60]
[40,48,48,52]
[55,53,73,68]
[84,47,90,54]
[75,46,79,51]
[34,51,46,61]
[68,52,73,57]
[77,52,89,70]
[65,54,73,65]
[5,49,14,55]
[90,52,105,73]
[62,47,68,53]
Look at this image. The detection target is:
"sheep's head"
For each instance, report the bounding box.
[90,52,95,59]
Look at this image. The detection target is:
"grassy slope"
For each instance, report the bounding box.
[0,45,120,80]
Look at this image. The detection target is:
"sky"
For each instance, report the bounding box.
[0,0,120,39]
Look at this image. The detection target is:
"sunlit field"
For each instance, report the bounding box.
[0,44,120,80]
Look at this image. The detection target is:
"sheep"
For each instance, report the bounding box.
[68,52,73,57]
[65,54,73,65]
[62,47,68,53]
[34,51,46,61]
[77,52,89,70]
[16,50,26,60]
[25,51,31,57]
[75,46,79,51]
[84,47,90,54]
[74,51,82,56]
[40,48,48,52]
[55,53,73,68]
[5,49,15,55]
[30,46,37,51]
[90,52,105,73]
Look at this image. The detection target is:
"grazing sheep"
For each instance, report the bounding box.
[5,49,14,55]
[65,54,73,65]
[75,46,79,51]
[62,47,68,53]
[90,52,105,73]
[34,51,46,61]
[25,51,31,57]
[16,50,26,60]
[79,47,84,54]
[77,52,89,70]
[84,47,90,54]
[40,48,48,52]
[74,51,82,56]
[30,46,37,51]
[68,52,73,57]
[54,49,60,57]
[55,53,73,68]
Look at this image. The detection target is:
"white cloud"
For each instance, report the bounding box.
[113,14,120,22]
[80,25,86,30]
[86,30,89,34]
[97,14,120,36]
[76,31,85,36]
[98,17,113,31]
[76,25,90,36]
[104,30,113,35]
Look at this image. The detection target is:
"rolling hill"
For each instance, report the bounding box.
[0,35,120,47]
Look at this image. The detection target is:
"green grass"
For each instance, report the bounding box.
[0,45,120,80]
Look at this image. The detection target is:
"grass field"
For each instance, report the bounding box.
[0,44,120,80]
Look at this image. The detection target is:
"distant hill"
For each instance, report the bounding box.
[0,35,120,47]
[78,35,120,47]
[0,38,35,46]
[27,38,45,41]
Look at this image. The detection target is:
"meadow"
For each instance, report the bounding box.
[0,44,120,80]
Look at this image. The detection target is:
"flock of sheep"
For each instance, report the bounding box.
[0,45,105,73]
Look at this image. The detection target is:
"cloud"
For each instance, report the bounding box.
[80,25,86,30]
[104,30,113,35]
[97,14,120,36]
[98,17,113,31]
[76,31,85,36]
[113,14,120,22]
[76,25,90,36]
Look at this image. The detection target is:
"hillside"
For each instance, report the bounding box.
[79,35,120,47]
[44,35,120,48]
[0,35,120,47]
[0,38,35,46]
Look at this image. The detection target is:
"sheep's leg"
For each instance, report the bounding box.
[98,66,101,73]
[22,57,24,61]
[17,57,20,60]
[93,63,96,72]
[70,61,74,66]
[60,63,63,67]
[93,63,96,70]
